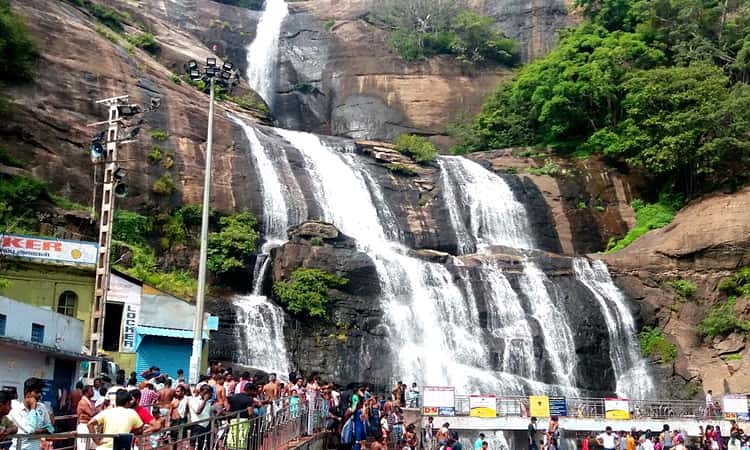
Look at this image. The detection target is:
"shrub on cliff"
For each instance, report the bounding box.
[638,326,677,363]
[394,134,437,163]
[698,297,750,339]
[273,268,348,318]
[207,211,259,276]
[372,0,517,65]
[0,0,39,83]
[718,267,750,298]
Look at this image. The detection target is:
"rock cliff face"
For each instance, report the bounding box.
[599,187,750,396]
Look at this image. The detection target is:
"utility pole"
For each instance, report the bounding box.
[88,95,127,377]
[189,76,215,384]
[86,95,148,378]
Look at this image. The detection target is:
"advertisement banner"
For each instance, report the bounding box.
[470,395,497,418]
[549,397,568,417]
[604,398,630,419]
[529,396,550,418]
[723,394,749,421]
[109,274,142,353]
[1,234,97,267]
[423,387,455,416]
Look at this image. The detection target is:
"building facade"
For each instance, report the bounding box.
[0,295,91,413]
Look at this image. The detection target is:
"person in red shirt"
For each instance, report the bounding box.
[130,390,162,433]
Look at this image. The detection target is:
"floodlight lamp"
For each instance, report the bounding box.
[206,57,217,68]
[205,65,217,77]
[150,97,162,110]
[190,69,202,80]
[90,141,105,158]
[114,183,128,198]
[188,60,198,70]
[222,62,233,72]
[118,104,142,117]
[113,167,127,181]
[220,70,231,80]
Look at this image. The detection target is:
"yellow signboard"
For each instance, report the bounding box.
[470,396,497,418]
[604,399,630,419]
[529,395,550,418]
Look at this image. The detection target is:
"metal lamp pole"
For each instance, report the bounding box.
[189,75,215,385]
[187,56,238,384]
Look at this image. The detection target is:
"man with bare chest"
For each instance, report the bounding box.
[263,374,280,400]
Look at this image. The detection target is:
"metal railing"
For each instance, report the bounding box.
[445,396,725,420]
[1,400,328,450]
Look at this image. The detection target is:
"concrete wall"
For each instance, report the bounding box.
[0,295,84,353]
[0,346,52,394]
[0,262,94,342]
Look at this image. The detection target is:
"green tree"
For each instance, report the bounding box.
[449,10,517,65]
[206,211,259,275]
[273,268,348,317]
[595,64,750,193]
[0,0,38,83]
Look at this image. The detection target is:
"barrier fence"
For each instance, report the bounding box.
[0,401,328,450]
[442,396,726,420]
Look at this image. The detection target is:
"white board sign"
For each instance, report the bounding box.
[109,274,142,352]
[1,234,97,267]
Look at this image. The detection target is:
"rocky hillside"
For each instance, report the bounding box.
[600,188,750,396]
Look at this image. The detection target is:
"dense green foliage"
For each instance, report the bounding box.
[113,210,152,244]
[0,175,49,232]
[273,268,348,318]
[372,0,517,64]
[639,326,677,363]
[451,0,750,195]
[126,32,160,54]
[669,279,697,298]
[386,163,418,176]
[718,267,750,298]
[150,129,169,141]
[605,196,679,252]
[159,204,203,249]
[206,211,259,276]
[698,297,750,338]
[211,0,264,10]
[394,134,437,163]
[112,209,201,298]
[224,94,269,115]
[525,159,561,176]
[152,173,175,195]
[0,0,38,83]
[113,241,197,298]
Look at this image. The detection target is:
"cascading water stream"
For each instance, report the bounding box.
[573,258,655,398]
[438,156,535,252]
[518,262,578,387]
[245,0,289,106]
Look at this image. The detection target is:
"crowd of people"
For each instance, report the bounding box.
[525,417,750,450]
[0,365,430,450]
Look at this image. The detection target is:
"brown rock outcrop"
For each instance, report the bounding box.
[599,187,750,395]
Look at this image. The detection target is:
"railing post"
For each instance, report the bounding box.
[208,416,215,450]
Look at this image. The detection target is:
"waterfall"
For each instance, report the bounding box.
[245,0,289,105]
[230,116,306,242]
[438,156,535,253]
[573,258,654,399]
[274,128,583,395]
[232,292,290,374]
[478,264,535,379]
[519,262,578,388]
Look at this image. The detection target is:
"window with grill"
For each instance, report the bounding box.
[31,323,44,343]
[0,314,5,336]
[57,291,77,317]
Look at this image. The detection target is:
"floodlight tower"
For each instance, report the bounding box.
[185,57,240,384]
